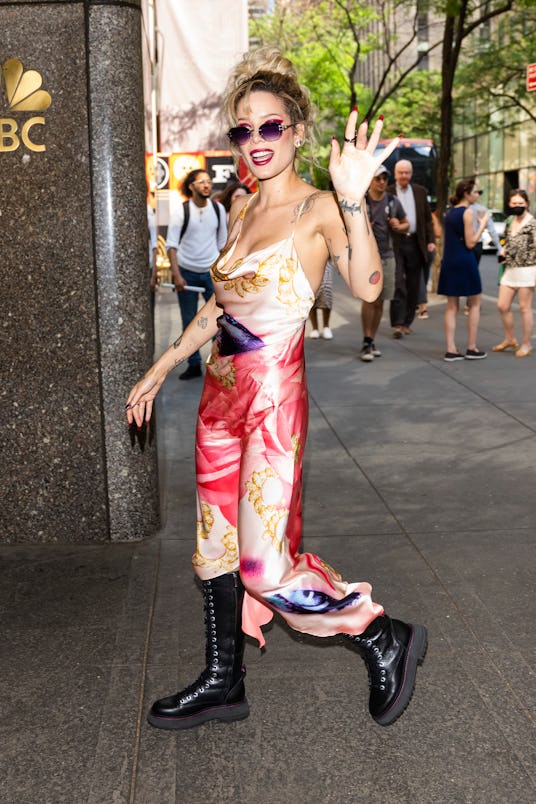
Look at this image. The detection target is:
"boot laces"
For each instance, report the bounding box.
[179,584,221,704]
[352,636,387,691]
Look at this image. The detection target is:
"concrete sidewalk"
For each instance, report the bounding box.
[2,279,535,804]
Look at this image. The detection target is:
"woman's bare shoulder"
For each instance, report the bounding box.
[228,192,255,230]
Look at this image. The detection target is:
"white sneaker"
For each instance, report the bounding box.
[321,327,333,340]
[310,329,320,339]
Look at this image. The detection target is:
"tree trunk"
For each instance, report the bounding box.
[436,14,456,224]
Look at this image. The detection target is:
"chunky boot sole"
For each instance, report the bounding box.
[373,624,428,727]
[147,699,250,731]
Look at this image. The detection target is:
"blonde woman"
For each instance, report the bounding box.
[126,47,427,731]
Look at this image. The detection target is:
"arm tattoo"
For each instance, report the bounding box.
[339,199,362,216]
[197,316,208,330]
[173,334,185,367]
[369,270,381,285]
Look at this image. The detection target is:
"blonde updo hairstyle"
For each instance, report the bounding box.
[222,46,315,167]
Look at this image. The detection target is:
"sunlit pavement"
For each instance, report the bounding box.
[2,267,535,803]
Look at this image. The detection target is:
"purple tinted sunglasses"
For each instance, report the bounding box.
[227,120,296,147]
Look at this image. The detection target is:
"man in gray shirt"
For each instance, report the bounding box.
[360,165,409,361]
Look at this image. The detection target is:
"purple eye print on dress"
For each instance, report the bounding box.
[267,589,361,614]
[241,558,264,577]
[217,311,265,356]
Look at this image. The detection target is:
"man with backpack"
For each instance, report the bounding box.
[166,169,228,379]
[359,165,409,362]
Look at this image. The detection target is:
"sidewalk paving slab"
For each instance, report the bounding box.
[1,278,535,804]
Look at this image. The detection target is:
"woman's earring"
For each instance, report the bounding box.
[295,139,303,148]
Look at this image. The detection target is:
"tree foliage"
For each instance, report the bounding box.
[454,3,536,130]
[250,0,523,208]
[378,70,442,140]
[250,0,378,184]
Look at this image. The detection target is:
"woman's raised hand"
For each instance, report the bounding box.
[329,108,400,201]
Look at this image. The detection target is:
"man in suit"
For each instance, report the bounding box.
[389,160,436,337]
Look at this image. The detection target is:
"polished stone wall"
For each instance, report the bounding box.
[1,0,160,542]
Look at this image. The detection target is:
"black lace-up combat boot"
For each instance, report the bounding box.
[148,572,249,730]
[346,615,428,726]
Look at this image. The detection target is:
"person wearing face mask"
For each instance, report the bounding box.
[437,178,489,361]
[492,189,536,358]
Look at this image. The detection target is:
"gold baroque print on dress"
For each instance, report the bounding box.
[291,434,301,464]
[276,256,313,318]
[245,467,288,553]
[318,557,343,584]
[197,502,214,539]
[193,524,239,572]
[207,354,237,389]
[224,270,271,298]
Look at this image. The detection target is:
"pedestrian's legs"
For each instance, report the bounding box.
[496,285,517,345]
[517,286,534,352]
[390,256,406,327]
[466,294,482,351]
[178,293,202,368]
[361,299,383,339]
[417,271,427,308]
[177,268,213,367]
[404,262,424,328]
[444,296,460,353]
[308,308,319,336]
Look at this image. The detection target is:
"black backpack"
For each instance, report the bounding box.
[179,199,222,242]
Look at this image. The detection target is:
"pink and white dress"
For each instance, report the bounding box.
[192,195,383,646]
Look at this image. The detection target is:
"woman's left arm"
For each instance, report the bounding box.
[463,207,488,249]
[326,110,399,300]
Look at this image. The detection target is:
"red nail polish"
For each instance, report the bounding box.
[378,114,384,121]
[398,134,404,139]
[352,105,358,112]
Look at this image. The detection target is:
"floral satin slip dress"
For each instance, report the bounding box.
[192,195,383,646]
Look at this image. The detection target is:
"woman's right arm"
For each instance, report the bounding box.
[463,207,488,249]
[126,294,220,427]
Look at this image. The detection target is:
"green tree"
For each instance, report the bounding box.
[379,70,442,140]
[251,0,517,210]
[250,0,378,185]
[454,3,536,131]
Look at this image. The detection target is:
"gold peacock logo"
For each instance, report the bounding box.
[0,58,52,152]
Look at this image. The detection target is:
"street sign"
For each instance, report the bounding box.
[527,63,536,92]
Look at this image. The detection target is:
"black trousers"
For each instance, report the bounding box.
[390,237,426,327]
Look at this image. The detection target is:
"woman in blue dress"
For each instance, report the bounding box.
[438,178,489,361]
